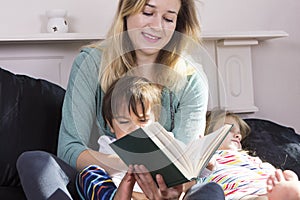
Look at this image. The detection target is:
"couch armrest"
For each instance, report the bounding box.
[0,67,65,187]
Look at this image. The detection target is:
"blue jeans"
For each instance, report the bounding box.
[17,151,80,200]
[183,182,225,200]
[17,151,225,200]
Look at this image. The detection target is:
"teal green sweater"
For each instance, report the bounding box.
[58,47,208,168]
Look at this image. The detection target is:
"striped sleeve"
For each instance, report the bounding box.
[77,165,117,200]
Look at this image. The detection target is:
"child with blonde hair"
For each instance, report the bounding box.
[202,111,300,200]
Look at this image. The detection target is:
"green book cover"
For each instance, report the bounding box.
[109,127,189,188]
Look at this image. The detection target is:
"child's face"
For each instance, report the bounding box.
[109,102,155,139]
[217,116,242,151]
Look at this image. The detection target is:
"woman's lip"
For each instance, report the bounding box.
[142,32,161,42]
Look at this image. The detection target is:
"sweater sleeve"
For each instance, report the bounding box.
[57,48,101,168]
[172,69,209,144]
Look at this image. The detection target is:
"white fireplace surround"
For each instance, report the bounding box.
[0,30,288,113]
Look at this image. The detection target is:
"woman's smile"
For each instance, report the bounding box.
[142,32,161,43]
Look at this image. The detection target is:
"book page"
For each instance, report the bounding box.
[154,124,195,174]
[183,124,232,177]
[143,122,194,178]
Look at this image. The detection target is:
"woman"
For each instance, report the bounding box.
[17,0,223,199]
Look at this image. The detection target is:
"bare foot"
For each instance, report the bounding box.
[283,169,298,181]
[267,169,300,200]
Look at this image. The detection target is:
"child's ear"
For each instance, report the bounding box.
[106,120,115,133]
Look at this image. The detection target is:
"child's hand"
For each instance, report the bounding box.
[207,155,217,171]
[114,165,136,200]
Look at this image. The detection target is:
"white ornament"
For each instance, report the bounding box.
[46,9,68,33]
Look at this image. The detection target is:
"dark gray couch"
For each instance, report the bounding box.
[242,118,300,177]
[0,68,65,199]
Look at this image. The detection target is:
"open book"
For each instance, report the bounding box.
[110,122,232,187]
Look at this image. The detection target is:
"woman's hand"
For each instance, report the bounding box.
[133,165,183,200]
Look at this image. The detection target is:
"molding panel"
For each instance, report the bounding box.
[216,43,258,113]
[0,55,64,86]
[0,42,87,88]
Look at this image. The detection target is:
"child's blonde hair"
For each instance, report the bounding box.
[205,110,251,139]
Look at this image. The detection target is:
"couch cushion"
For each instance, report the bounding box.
[0,68,65,187]
[0,186,26,200]
[242,118,300,177]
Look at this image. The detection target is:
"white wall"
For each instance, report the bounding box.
[200,0,300,133]
[1,0,299,133]
[0,0,118,35]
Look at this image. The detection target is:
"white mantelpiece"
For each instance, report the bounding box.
[201,31,288,113]
[0,31,288,113]
[0,33,105,43]
[0,31,287,43]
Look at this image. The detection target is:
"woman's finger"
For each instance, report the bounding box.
[156,174,182,199]
[133,165,159,199]
[156,174,169,196]
[134,165,155,184]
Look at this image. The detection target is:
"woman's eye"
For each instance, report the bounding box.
[143,12,153,16]
[164,17,174,23]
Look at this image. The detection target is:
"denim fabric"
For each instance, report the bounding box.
[184,182,225,200]
[17,151,79,200]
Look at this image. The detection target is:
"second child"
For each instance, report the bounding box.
[201,111,300,200]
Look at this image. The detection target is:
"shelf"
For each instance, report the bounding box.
[202,30,288,41]
[0,33,105,44]
[0,31,288,44]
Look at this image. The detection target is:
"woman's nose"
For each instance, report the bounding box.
[150,15,163,29]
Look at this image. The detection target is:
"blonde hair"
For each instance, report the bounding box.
[205,110,251,139]
[88,0,202,92]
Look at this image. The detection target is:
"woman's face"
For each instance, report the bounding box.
[217,116,242,151]
[126,0,181,59]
